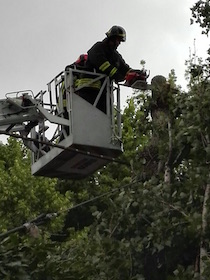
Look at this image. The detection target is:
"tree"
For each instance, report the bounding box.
[55,70,210,279]
[191,0,210,35]
[0,137,70,279]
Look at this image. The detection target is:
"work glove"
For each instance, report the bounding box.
[125,69,148,86]
[125,71,139,83]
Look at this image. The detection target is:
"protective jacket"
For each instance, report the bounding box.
[73,38,131,113]
[86,38,131,82]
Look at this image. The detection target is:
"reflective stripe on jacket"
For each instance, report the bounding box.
[75,78,101,90]
[60,81,67,108]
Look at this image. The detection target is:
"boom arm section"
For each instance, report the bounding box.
[0,90,68,127]
[0,90,68,151]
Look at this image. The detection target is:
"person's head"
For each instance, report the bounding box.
[105,26,126,49]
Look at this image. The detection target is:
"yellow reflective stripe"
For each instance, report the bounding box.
[58,99,67,108]
[99,61,111,72]
[110,67,117,77]
[75,78,101,89]
[61,81,65,93]
[63,99,67,107]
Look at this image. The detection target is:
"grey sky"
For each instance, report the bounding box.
[0,0,208,94]
[0,0,209,143]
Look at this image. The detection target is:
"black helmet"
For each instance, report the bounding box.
[105,26,126,42]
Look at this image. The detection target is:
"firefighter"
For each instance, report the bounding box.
[75,26,143,113]
[86,25,130,82]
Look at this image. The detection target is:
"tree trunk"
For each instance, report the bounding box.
[200,183,210,279]
[164,120,172,184]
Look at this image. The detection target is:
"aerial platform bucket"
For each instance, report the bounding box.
[31,69,122,179]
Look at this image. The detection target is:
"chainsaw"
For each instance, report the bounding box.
[124,69,150,90]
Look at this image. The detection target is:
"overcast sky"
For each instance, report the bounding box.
[0,0,209,142]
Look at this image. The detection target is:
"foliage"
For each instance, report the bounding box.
[191,0,210,35]
[0,138,70,279]
[0,138,68,232]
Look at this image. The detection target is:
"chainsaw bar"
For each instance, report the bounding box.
[123,80,152,90]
